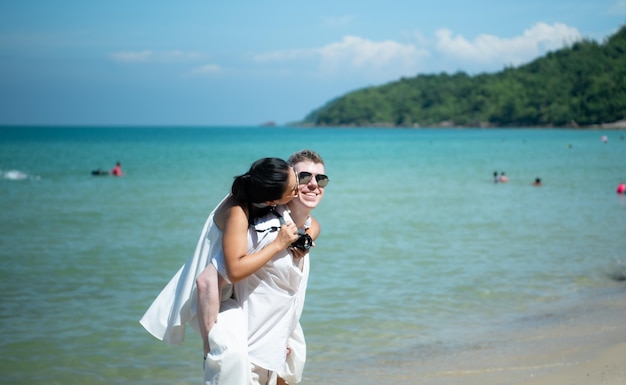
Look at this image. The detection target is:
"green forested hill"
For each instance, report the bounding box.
[301,25,626,128]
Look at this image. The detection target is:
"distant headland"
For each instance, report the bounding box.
[296,24,626,129]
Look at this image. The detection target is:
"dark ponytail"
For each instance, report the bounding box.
[231,157,291,206]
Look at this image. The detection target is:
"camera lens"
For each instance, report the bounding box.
[291,233,312,250]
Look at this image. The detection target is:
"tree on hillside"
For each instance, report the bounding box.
[302,25,626,128]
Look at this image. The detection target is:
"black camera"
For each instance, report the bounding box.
[291,232,313,250]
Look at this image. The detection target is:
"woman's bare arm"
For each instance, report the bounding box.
[220,205,299,283]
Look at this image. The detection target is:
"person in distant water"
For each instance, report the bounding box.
[493,171,499,184]
[498,172,509,183]
[617,182,626,195]
[533,178,542,186]
[110,161,123,176]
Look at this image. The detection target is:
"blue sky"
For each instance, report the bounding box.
[0,1,624,126]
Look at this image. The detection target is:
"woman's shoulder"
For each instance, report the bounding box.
[214,195,246,229]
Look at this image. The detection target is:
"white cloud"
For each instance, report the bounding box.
[320,36,423,69]
[252,22,582,80]
[188,64,222,76]
[110,50,153,62]
[254,48,315,63]
[434,22,582,66]
[110,50,205,63]
[255,36,429,78]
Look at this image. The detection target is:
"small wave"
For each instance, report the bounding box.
[1,170,40,181]
[608,270,626,282]
[607,258,626,282]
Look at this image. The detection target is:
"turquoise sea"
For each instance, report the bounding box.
[1,126,625,385]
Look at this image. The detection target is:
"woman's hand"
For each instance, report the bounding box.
[275,222,299,249]
[223,214,300,282]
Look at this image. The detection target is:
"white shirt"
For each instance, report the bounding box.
[234,206,310,372]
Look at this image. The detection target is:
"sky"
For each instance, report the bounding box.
[0,1,624,126]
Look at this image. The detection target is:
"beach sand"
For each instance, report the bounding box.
[517,341,626,385]
[335,285,626,385]
[422,332,626,385]
[310,286,626,385]
[413,285,626,385]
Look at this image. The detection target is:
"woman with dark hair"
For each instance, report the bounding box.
[140,157,300,385]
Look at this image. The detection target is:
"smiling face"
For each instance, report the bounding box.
[293,161,326,210]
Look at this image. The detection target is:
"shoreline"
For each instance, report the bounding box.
[309,284,626,385]
[291,119,626,130]
[422,284,626,385]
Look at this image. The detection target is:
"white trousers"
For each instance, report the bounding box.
[203,300,304,385]
[203,299,253,385]
[250,362,277,385]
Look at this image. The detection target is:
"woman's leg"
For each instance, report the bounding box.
[204,299,253,385]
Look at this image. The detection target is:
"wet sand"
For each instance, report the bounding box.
[315,284,626,385]
[517,341,626,385]
[421,285,626,385]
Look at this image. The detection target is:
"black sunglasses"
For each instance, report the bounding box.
[298,171,329,187]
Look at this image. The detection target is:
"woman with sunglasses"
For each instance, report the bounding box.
[140,157,301,385]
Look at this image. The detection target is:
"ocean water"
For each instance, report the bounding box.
[1,126,625,385]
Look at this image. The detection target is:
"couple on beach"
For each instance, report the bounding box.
[140,149,328,385]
